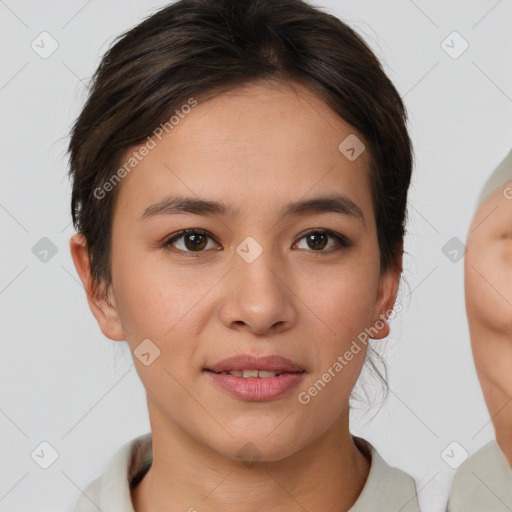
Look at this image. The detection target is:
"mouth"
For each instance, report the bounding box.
[202,354,306,401]
[203,367,306,402]
[204,369,304,378]
[204,353,305,375]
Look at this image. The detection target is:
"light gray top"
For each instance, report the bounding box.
[447,440,512,512]
[476,147,512,207]
[73,432,420,512]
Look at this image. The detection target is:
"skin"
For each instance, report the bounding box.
[465,180,512,467]
[70,80,401,512]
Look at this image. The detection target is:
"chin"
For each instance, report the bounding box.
[209,430,304,464]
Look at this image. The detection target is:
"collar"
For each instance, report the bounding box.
[448,440,512,512]
[75,433,419,511]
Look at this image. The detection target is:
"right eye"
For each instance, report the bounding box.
[162,229,221,257]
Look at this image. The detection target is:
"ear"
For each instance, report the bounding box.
[369,250,403,340]
[69,234,126,341]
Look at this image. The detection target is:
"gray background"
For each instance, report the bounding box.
[1,1,511,510]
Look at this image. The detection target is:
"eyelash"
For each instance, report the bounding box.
[161,228,352,257]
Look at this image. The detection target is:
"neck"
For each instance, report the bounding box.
[131,400,370,512]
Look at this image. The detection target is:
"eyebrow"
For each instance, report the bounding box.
[140,193,365,226]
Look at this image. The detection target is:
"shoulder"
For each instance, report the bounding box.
[349,437,420,512]
[73,476,101,511]
[447,440,512,512]
[475,147,512,209]
[72,432,153,512]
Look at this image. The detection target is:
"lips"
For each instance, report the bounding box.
[204,356,307,401]
[204,354,305,374]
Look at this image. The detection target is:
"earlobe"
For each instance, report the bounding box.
[69,234,126,341]
[371,319,390,340]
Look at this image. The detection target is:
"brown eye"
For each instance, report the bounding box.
[163,229,219,255]
[305,232,328,250]
[182,232,208,251]
[295,229,351,252]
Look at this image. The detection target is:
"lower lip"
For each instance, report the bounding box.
[204,370,305,401]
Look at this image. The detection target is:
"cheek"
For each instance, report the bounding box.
[111,260,211,397]
[292,259,379,391]
[111,249,217,347]
[466,241,512,329]
[315,278,373,367]
[296,256,380,335]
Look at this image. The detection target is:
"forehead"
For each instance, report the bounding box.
[113,80,373,222]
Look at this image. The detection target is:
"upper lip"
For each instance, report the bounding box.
[205,354,305,373]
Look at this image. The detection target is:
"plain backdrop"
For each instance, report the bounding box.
[1,1,511,511]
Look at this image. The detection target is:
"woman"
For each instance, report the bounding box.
[67,0,419,510]
[447,148,512,511]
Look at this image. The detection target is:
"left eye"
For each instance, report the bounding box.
[294,229,351,252]
[162,228,351,256]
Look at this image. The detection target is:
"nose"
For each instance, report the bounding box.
[218,246,297,336]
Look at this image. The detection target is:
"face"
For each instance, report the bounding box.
[73,81,399,462]
[465,183,512,398]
